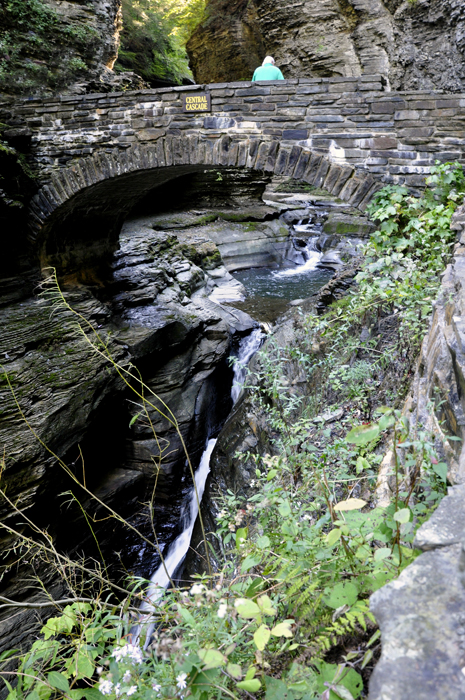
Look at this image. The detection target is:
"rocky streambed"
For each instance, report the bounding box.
[0,171,372,660]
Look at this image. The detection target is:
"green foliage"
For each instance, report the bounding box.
[3,165,463,698]
[0,0,99,93]
[115,0,206,85]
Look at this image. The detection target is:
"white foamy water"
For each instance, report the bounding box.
[231,328,264,404]
[275,236,322,277]
[275,249,322,276]
[134,438,216,645]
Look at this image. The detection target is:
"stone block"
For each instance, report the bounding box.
[235,87,271,97]
[371,102,396,114]
[359,137,398,150]
[297,85,328,94]
[359,82,383,91]
[369,544,465,700]
[138,128,165,141]
[282,129,308,140]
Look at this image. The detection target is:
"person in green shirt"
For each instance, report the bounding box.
[252,56,284,81]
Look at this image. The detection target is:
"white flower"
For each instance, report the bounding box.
[122,670,132,683]
[111,644,143,665]
[114,684,122,697]
[99,680,114,696]
[217,602,227,619]
[190,583,204,596]
[176,673,188,690]
[152,683,161,692]
[126,686,137,697]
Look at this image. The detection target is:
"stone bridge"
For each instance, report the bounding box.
[2,74,465,268]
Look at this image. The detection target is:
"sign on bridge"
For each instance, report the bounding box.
[182,93,211,113]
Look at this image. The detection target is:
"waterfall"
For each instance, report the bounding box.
[134,328,263,645]
[275,236,323,277]
[231,328,264,404]
[135,438,216,645]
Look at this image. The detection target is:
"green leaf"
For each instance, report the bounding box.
[81,689,105,700]
[334,498,367,512]
[332,684,356,700]
[271,621,293,638]
[432,462,448,482]
[227,663,242,680]
[179,606,196,625]
[241,554,261,573]
[327,528,342,546]
[47,672,69,693]
[236,527,248,548]
[237,679,261,692]
[378,413,395,431]
[0,649,18,661]
[278,501,291,517]
[234,598,261,619]
[345,424,379,445]
[198,648,227,669]
[76,653,94,679]
[253,624,271,651]
[245,666,256,681]
[374,547,391,562]
[355,456,370,474]
[324,582,359,609]
[393,508,410,524]
[257,594,277,616]
[256,535,271,549]
[265,677,296,700]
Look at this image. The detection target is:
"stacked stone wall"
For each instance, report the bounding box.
[1,75,465,193]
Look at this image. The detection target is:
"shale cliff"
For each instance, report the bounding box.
[187,0,465,91]
[0,0,125,95]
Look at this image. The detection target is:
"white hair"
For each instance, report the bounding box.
[262,56,275,66]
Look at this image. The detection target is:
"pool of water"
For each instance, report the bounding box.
[230,264,333,323]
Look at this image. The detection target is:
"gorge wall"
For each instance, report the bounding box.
[187,0,465,91]
[0,0,127,95]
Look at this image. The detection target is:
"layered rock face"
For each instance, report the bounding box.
[187,0,465,92]
[0,0,127,95]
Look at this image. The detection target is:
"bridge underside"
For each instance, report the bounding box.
[31,137,381,274]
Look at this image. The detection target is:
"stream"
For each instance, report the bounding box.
[131,185,367,641]
[135,329,264,643]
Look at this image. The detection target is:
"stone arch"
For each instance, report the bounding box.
[29,135,382,272]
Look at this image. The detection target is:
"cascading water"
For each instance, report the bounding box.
[135,438,216,645]
[231,328,264,403]
[275,236,323,277]
[134,328,263,644]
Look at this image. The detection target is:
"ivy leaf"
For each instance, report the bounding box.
[334,499,366,512]
[345,424,379,445]
[234,598,261,619]
[393,508,410,524]
[253,624,271,651]
[198,648,227,669]
[237,679,261,692]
